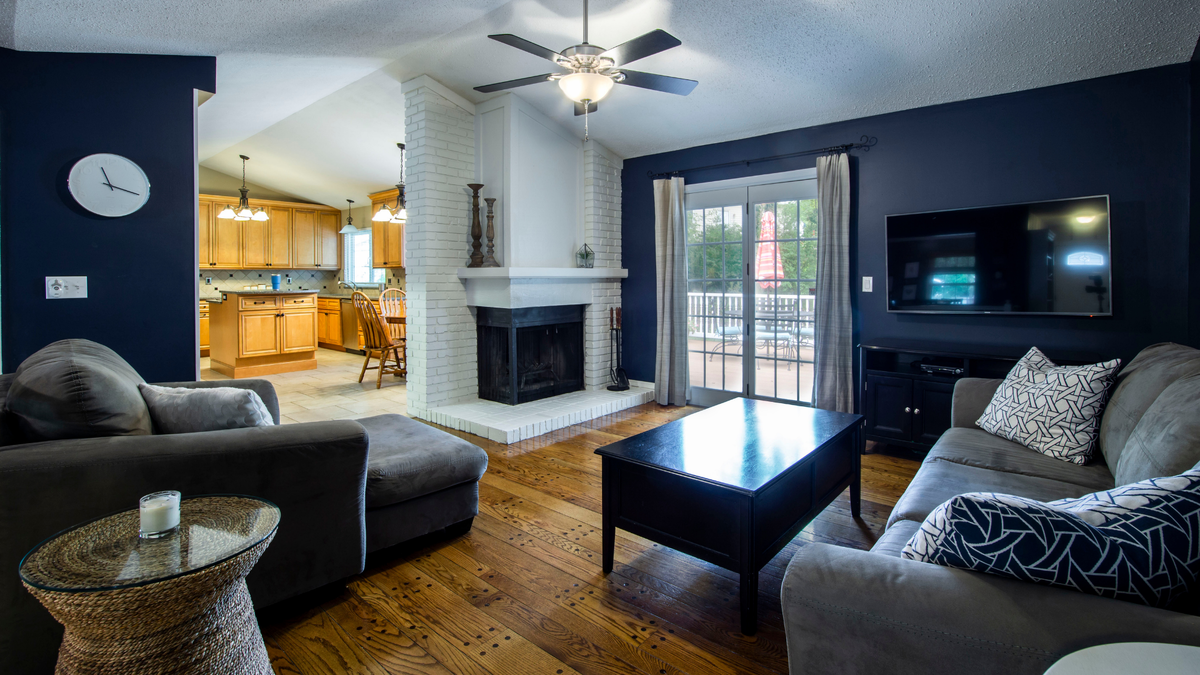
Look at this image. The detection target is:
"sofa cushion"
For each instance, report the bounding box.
[869,520,922,558]
[901,470,1200,608]
[929,428,1115,492]
[976,347,1120,465]
[887,457,1098,528]
[1098,342,1200,470]
[138,383,274,434]
[5,339,152,441]
[1113,372,1200,487]
[358,414,488,510]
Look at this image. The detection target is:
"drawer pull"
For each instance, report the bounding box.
[904,407,911,413]
[914,408,921,415]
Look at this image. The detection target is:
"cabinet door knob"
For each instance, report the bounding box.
[905,407,911,413]
[914,408,921,415]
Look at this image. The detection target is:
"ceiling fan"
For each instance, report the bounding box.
[474,0,697,117]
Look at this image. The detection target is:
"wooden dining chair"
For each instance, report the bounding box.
[351,291,405,388]
[379,288,406,341]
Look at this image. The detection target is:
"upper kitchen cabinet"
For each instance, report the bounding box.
[368,188,405,268]
[198,195,340,270]
[268,208,291,267]
[317,211,340,269]
[292,208,318,268]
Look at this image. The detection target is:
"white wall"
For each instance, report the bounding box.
[475,94,583,268]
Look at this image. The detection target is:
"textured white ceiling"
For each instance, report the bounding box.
[6,0,1199,204]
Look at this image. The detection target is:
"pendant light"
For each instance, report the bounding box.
[218,155,269,221]
[372,143,407,224]
[339,199,358,234]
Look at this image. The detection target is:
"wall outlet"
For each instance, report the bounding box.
[205,277,212,285]
[46,276,87,299]
[862,276,873,292]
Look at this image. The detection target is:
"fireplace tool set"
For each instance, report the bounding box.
[608,307,629,391]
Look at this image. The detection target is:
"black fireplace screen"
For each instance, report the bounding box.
[477,305,585,405]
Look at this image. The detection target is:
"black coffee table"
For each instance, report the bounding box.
[595,397,863,635]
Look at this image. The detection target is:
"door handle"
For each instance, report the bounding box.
[904,407,911,413]
[914,408,921,415]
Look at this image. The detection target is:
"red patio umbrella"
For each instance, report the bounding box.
[756,210,785,289]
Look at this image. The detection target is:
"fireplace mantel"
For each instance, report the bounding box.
[458,267,627,309]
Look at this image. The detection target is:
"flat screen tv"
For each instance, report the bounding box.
[885,195,1111,316]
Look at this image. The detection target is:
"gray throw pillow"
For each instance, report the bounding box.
[138,384,274,434]
[976,347,1120,464]
[5,339,153,441]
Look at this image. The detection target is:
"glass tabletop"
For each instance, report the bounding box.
[19,495,280,593]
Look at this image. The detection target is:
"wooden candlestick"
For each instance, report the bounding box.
[467,183,485,268]
[482,197,499,267]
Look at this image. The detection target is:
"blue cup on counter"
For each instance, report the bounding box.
[271,274,281,290]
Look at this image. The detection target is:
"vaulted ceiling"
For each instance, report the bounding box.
[5,0,1198,207]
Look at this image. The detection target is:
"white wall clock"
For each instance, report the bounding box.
[67,153,151,217]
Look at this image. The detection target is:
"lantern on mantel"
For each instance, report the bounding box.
[577,244,595,269]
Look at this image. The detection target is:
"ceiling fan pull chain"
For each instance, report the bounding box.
[584,101,590,141]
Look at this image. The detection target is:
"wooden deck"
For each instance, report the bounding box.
[260,403,920,675]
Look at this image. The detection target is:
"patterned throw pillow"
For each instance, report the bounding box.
[901,470,1200,607]
[976,347,1120,464]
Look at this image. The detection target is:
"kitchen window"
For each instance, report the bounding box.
[344,230,385,285]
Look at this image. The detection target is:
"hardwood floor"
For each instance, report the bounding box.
[260,403,920,675]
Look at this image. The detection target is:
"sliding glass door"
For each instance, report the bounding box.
[685,172,818,407]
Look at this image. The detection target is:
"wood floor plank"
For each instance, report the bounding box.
[262,402,920,675]
[269,610,390,675]
[324,593,456,675]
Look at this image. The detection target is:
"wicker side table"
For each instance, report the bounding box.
[19,495,280,675]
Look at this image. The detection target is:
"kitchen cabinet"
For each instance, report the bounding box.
[198,202,213,267]
[197,196,340,271]
[317,298,342,348]
[318,212,340,268]
[369,188,405,268]
[291,209,318,269]
[199,301,210,356]
[268,208,291,267]
[209,291,319,378]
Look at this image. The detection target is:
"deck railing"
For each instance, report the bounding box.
[687,292,815,337]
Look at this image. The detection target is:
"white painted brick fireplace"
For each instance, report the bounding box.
[402,78,647,442]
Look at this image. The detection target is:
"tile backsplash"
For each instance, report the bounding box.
[198,268,406,298]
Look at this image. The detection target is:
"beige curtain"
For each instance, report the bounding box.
[813,153,854,412]
[653,177,689,406]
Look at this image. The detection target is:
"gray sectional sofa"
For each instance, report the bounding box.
[781,342,1200,674]
[0,340,488,674]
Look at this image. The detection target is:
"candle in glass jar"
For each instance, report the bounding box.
[139,491,181,538]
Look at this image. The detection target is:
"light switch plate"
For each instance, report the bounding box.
[862,276,873,292]
[46,276,88,299]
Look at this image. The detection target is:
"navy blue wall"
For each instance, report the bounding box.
[622,64,1194,385]
[1,48,215,381]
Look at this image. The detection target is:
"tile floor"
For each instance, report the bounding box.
[201,348,407,423]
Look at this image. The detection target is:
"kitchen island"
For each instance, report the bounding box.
[209,290,319,378]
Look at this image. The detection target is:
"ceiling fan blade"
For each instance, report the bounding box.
[599,29,681,66]
[616,69,698,96]
[474,73,558,94]
[574,101,599,116]
[488,34,562,62]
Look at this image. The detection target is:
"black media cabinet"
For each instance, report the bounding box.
[859,339,1101,452]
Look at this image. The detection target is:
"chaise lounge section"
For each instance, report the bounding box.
[780,342,1200,674]
[0,339,487,673]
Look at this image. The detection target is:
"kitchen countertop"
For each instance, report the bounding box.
[222,289,320,295]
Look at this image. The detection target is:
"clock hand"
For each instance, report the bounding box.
[109,184,140,196]
[100,167,115,191]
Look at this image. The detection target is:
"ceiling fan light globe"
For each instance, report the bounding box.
[558,72,614,103]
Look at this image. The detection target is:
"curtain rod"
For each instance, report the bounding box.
[646,135,878,179]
